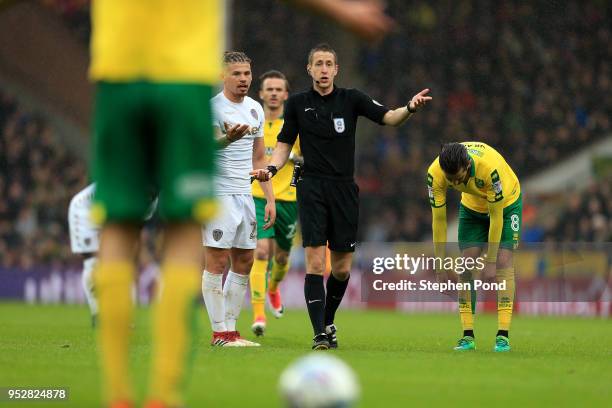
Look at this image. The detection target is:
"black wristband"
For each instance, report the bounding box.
[267,165,278,177]
[407,103,417,113]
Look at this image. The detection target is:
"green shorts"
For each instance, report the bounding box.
[254,197,298,251]
[91,81,216,223]
[458,195,522,251]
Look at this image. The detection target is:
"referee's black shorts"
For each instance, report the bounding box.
[297,176,359,252]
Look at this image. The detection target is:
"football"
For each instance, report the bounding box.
[279,353,360,408]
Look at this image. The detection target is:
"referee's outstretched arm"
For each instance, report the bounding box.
[382,88,432,127]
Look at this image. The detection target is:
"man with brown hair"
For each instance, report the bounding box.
[251,43,432,349]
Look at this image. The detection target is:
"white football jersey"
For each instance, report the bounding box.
[211,92,264,195]
[69,183,99,254]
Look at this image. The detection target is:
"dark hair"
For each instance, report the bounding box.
[223,51,251,65]
[439,143,470,174]
[259,70,290,92]
[308,43,338,65]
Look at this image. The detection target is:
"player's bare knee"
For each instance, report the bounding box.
[255,246,269,261]
[275,251,289,265]
[230,249,255,274]
[205,247,230,274]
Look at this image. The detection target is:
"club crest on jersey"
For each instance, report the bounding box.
[475,178,485,188]
[250,109,258,120]
[212,229,223,241]
[333,118,345,133]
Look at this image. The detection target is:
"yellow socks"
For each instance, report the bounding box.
[150,262,201,407]
[249,258,268,320]
[458,271,475,333]
[94,260,135,403]
[268,259,289,293]
[496,267,515,331]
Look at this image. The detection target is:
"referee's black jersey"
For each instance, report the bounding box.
[277,86,389,181]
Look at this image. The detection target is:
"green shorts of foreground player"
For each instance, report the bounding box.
[92,81,217,223]
[458,195,522,251]
[254,197,298,251]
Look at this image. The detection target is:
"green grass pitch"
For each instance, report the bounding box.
[0,302,610,407]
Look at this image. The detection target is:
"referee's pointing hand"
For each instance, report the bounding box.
[408,88,432,112]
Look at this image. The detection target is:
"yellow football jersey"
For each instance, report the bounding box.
[90,0,223,83]
[252,118,301,202]
[427,142,520,213]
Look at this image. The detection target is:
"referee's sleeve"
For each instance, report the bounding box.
[353,89,389,125]
[277,95,299,145]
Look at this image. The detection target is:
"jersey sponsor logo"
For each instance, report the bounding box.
[491,170,504,201]
[304,107,315,112]
[467,148,483,157]
[250,109,258,120]
[372,99,383,106]
[333,118,345,133]
[212,229,223,241]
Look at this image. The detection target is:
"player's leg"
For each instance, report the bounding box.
[91,81,152,406]
[268,200,299,318]
[250,238,271,335]
[146,82,217,407]
[225,247,259,346]
[203,246,230,343]
[82,255,99,326]
[455,204,489,351]
[149,223,203,406]
[250,197,274,334]
[225,195,259,346]
[494,197,521,352]
[201,195,242,346]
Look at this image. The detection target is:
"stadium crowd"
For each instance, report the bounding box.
[1,1,610,268]
[0,89,86,269]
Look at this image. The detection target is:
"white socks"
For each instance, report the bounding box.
[202,270,227,332]
[202,270,249,332]
[223,271,249,332]
[82,257,98,316]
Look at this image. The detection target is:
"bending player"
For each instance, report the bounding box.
[202,52,276,347]
[250,70,302,336]
[427,142,522,352]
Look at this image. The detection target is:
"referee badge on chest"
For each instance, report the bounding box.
[333,117,345,133]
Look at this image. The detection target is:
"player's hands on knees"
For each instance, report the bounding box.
[224,122,250,143]
[408,89,433,112]
[263,201,276,230]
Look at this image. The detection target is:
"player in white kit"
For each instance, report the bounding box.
[68,183,100,326]
[202,51,276,347]
[69,183,157,327]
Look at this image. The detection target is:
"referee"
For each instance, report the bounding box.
[251,43,431,349]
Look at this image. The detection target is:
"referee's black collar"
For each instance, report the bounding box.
[310,85,339,99]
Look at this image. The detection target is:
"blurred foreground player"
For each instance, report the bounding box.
[427,142,522,352]
[89,1,221,406]
[251,44,431,349]
[250,70,302,336]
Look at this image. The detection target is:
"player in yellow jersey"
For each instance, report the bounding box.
[427,142,521,353]
[89,1,394,407]
[250,70,302,336]
[89,1,224,408]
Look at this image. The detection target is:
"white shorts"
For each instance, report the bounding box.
[68,184,100,254]
[203,194,257,249]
